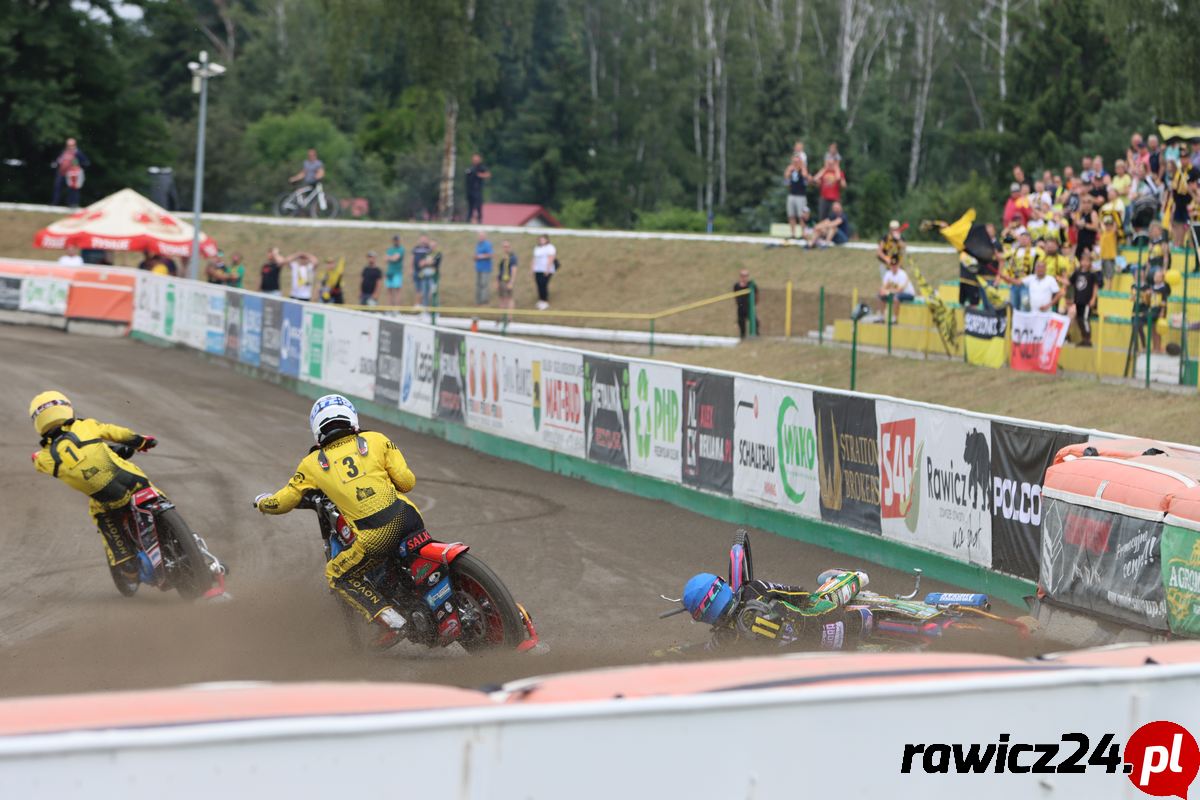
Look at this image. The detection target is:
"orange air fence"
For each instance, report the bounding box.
[0,259,135,324]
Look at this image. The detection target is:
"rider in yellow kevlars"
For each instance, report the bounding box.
[28,391,159,579]
[253,394,422,650]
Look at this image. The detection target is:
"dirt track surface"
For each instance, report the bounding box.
[0,324,1038,698]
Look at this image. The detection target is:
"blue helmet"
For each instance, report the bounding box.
[682,573,735,625]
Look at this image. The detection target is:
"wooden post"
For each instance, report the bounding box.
[785,280,793,338]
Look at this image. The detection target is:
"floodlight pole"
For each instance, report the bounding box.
[187,51,224,280]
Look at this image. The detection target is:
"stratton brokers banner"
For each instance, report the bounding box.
[814,392,880,535]
[1011,310,1069,374]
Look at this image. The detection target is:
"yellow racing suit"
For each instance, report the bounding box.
[257,429,424,622]
[31,418,156,567]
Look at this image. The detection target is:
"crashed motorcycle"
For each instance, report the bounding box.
[297,490,538,653]
[663,529,1035,652]
[103,443,228,601]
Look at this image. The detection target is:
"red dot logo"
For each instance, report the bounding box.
[1125,721,1200,798]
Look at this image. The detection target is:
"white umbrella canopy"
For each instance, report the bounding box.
[34,188,217,259]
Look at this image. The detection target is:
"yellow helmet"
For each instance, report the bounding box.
[29,391,74,436]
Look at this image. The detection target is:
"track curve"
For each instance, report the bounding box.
[0,325,1037,696]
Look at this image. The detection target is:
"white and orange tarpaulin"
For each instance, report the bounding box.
[33,188,217,258]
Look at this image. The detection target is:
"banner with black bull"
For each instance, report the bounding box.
[434,332,467,423]
[1040,496,1168,630]
[682,370,734,494]
[990,422,1087,580]
[814,392,881,534]
[584,356,631,469]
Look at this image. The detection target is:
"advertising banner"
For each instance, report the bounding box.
[301,307,326,384]
[260,298,283,373]
[990,421,1087,580]
[202,285,224,354]
[18,276,70,315]
[224,291,242,360]
[583,356,631,469]
[163,280,178,341]
[732,378,782,507]
[683,370,734,495]
[465,335,506,433]
[320,309,379,401]
[434,331,467,422]
[374,320,404,408]
[399,324,435,418]
[1162,526,1200,637]
[279,301,303,377]
[628,361,683,484]
[963,306,1007,369]
[775,385,822,519]
[1011,310,1070,374]
[132,272,163,334]
[463,337,544,444]
[0,277,21,311]
[173,284,204,351]
[876,401,992,565]
[814,391,880,534]
[539,351,585,457]
[1040,496,1167,630]
[239,294,263,367]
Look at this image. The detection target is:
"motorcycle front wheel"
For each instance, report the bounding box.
[451,554,524,653]
[109,563,139,597]
[158,509,215,600]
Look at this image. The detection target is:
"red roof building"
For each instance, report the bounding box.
[481,203,561,228]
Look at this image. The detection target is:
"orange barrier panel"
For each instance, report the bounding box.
[0,259,135,324]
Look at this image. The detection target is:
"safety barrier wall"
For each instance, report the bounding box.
[129,272,1164,613]
[1,663,1198,798]
[0,259,134,325]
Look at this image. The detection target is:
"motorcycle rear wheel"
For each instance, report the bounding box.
[109,563,139,597]
[452,554,524,653]
[158,509,215,600]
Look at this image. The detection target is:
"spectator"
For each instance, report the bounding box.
[1092,155,1108,182]
[496,240,518,318]
[1146,134,1164,178]
[57,246,84,267]
[474,230,494,305]
[385,234,405,306]
[1135,266,1171,353]
[531,234,557,310]
[813,155,846,221]
[1098,188,1124,282]
[1069,249,1102,347]
[226,253,245,289]
[1002,230,1043,310]
[1127,132,1144,168]
[1111,159,1132,199]
[826,142,842,163]
[878,256,915,316]
[1023,258,1063,313]
[783,152,809,239]
[51,138,89,207]
[808,201,849,247]
[792,140,808,171]
[411,235,432,305]
[1072,194,1099,258]
[418,239,442,307]
[465,153,491,224]
[260,248,283,296]
[1041,238,1073,312]
[320,257,345,304]
[360,252,383,306]
[733,269,759,338]
[137,249,157,271]
[1080,155,1094,184]
[1146,220,1171,276]
[1191,140,1200,172]
[205,254,228,284]
[1088,172,1107,202]
[876,220,906,280]
[289,252,319,301]
[1168,158,1199,247]
[289,148,325,186]
[1003,183,1030,228]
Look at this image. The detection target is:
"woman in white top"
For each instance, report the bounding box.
[531,234,557,310]
[289,252,318,301]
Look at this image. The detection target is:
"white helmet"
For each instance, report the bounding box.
[309,394,359,443]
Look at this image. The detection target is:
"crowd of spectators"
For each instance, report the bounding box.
[781,140,850,247]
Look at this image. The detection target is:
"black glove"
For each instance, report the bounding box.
[136,436,158,451]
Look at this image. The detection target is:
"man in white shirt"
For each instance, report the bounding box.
[531,234,557,310]
[57,246,84,267]
[878,256,915,316]
[1021,259,1062,313]
[289,252,319,301]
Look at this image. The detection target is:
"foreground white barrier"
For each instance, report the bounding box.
[1,661,1198,798]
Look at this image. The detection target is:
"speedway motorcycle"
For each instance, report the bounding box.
[297,490,538,653]
[665,529,1035,652]
[103,443,228,601]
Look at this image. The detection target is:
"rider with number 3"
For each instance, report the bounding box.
[253,395,421,650]
[29,391,159,580]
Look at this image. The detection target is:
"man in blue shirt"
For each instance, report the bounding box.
[410,235,432,306]
[474,231,494,305]
[385,234,405,306]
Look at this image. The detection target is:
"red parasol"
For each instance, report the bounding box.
[33,188,217,258]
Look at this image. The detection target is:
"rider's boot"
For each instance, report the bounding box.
[370,607,409,651]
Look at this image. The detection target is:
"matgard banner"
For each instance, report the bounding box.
[628,361,683,484]
[399,324,435,418]
[320,309,379,401]
[539,351,585,457]
[877,401,993,566]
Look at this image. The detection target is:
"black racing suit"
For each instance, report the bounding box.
[707,579,873,652]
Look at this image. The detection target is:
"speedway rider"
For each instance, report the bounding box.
[253,394,420,650]
[28,391,159,580]
[681,570,874,652]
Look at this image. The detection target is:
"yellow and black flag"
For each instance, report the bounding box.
[938,209,999,308]
[963,306,1007,368]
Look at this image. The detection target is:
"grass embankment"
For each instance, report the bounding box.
[0,209,957,336]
